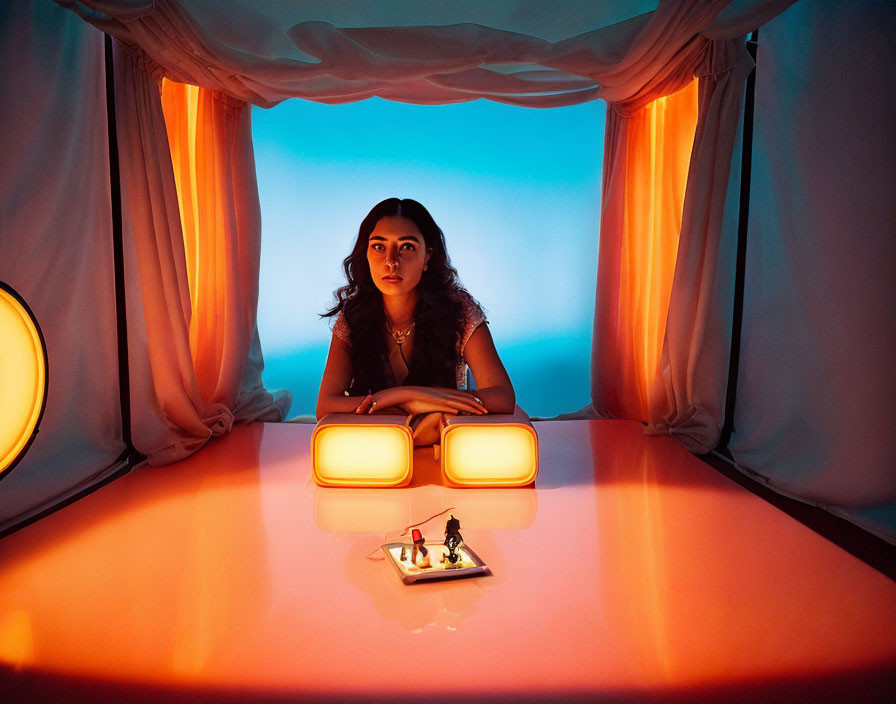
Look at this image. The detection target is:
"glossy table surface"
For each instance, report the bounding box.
[1,420,895,702]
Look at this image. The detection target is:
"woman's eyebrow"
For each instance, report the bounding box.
[368,234,421,242]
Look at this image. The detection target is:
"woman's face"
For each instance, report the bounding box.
[366,216,432,298]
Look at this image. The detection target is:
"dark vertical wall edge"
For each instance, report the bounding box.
[104,34,140,462]
[719,30,759,451]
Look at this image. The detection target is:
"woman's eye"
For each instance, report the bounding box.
[400,243,415,252]
[370,243,384,251]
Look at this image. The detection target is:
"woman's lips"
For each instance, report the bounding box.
[382,275,403,283]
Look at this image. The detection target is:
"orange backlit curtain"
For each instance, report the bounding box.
[159,80,256,405]
[593,41,754,452]
[113,47,289,465]
[595,82,699,423]
[647,41,755,451]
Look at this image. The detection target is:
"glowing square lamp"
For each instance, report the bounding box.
[441,406,538,487]
[312,414,413,487]
[0,282,48,478]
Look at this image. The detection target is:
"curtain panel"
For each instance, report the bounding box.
[159,80,291,426]
[114,47,288,465]
[592,38,753,453]
[730,0,896,508]
[591,81,699,423]
[645,39,754,452]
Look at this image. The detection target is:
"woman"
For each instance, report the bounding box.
[317,198,515,445]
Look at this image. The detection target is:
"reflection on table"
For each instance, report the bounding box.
[0,420,894,702]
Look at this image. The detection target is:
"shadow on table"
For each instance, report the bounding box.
[3,661,894,703]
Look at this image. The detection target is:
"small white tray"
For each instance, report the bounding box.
[381,541,490,584]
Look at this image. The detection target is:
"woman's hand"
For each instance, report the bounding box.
[352,393,403,415]
[400,387,487,416]
[410,411,444,446]
[355,386,487,416]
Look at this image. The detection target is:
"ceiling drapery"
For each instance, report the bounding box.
[55,0,795,108]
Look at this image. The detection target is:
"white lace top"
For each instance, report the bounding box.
[332,292,487,389]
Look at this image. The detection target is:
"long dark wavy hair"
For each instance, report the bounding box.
[323,198,474,394]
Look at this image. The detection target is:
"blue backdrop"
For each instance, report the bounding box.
[253,97,605,418]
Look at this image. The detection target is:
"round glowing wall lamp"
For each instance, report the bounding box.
[0,282,48,479]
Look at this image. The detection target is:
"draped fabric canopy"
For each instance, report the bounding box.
[112,46,290,466]
[59,0,794,108]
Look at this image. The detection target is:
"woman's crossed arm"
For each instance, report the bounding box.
[316,324,514,419]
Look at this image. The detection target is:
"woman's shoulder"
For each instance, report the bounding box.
[459,290,486,324]
[457,290,487,352]
[332,310,351,346]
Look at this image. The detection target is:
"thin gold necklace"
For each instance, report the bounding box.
[386,321,415,346]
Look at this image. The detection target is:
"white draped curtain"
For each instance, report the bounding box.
[644,39,754,451]
[113,46,290,465]
[730,0,896,516]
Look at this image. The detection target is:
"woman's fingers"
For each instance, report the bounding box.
[408,400,476,416]
[400,389,488,416]
[426,389,488,414]
[453,394,488,414]
[467,396,488,413]
[354,393,372,414]
[442,398,485,414]
[411,412,442,446]
[445,392,488,414]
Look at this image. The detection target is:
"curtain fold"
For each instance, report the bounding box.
[646,40,754,452]
[115,48,288,466]
[592,38,753,452]
[160,78,292,426]
[591,80,699,424]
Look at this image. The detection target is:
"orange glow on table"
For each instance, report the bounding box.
[1,421,894,701]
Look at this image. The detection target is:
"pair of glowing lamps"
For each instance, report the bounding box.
[311,407,538,487]
[0,283,48,478]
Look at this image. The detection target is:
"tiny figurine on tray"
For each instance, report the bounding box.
[410,528,431,568]
[382,514,488,584]
[442,514,464,566]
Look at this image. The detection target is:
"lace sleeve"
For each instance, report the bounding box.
[459,296,487,354]
[332,311,351,346]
